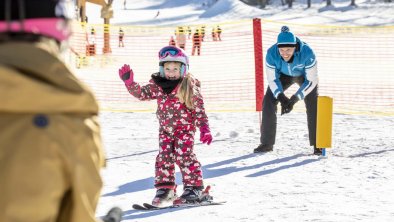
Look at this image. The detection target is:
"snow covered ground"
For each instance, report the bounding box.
[85,0,394,221]
[97,111,394,221]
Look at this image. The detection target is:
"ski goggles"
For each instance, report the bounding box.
[158,46,185,59]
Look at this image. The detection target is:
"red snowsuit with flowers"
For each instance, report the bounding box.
[126,73,209,188]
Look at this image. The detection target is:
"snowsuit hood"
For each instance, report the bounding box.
[0,41,98,113]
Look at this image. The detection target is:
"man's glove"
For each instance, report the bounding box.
[277,93,290,115]
[282,94,299,115]
[118,64,134,86]
[200,125,213,145]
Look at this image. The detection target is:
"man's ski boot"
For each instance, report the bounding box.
[253,144,273,153]
[151,187,177,207]
[313,146,323,156]
[173,185,213,205]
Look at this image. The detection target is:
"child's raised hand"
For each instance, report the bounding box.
[200,125,213,145]
[118,64,134,85]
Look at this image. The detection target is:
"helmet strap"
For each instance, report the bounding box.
[180,64,185,77]
[159,66,164,77]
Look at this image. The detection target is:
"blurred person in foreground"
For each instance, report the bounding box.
[253,26,321,155]
[0,0,121,221]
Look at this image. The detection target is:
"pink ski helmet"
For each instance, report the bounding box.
[158,46,189,78]
[0,0,75,42]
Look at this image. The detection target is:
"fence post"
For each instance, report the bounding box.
[316,96,333,156]
[253,18,264,111]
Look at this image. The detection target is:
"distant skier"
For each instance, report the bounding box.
[169,36,176,46]
[211,27,216,41]
[118,27,125,47]
[200,25,206,41]
[87,27,96,55]
[187,26,192,39]
[253,26,320,155]
[216,25,222,41]
[192,29,202,56]
[154,10,160,18]
[118,46,213,207]
[175,26,186,50]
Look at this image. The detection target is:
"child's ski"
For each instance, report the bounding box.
[132,201,226,211]
[131,203,171,211]
[131,204,149,210]
[132,185,225,211]
[143,203,174,210]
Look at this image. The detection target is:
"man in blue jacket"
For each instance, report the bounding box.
[254,26,321,155]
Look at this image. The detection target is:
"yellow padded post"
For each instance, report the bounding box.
[316,96,333,148]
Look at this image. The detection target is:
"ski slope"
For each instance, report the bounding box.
[86,1,394,221]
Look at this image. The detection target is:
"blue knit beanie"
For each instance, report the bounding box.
[277,26,296,47]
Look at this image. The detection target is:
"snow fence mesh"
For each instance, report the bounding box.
[65,20,394,115]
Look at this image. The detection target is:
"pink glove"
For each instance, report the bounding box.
[118,64,134,86]
[200,125,213,145]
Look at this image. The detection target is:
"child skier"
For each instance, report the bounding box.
[118,46,213,206]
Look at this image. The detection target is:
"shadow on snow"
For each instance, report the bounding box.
[103,153,318,197]
[121,204,222,220]
[107,152,321,219]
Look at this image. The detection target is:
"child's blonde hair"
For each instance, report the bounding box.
[177,72,197,110]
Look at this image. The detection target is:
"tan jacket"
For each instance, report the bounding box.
[0,41,105,222]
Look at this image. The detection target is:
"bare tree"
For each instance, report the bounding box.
[257,0,269,8]
[350,0,357,6]
[307,0,312,8]
[287,0,293,8]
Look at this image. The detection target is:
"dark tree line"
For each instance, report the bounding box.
[240,0,391,9]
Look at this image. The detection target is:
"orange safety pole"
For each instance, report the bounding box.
[253,18,264,111]
[103,19,112,53]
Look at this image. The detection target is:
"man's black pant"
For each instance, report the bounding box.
[260,75,318,146]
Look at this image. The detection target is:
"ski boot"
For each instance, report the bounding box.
[151,187,177,207]
[313,146,323,156]
[253,144,273,153]
[173,185,213,205]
